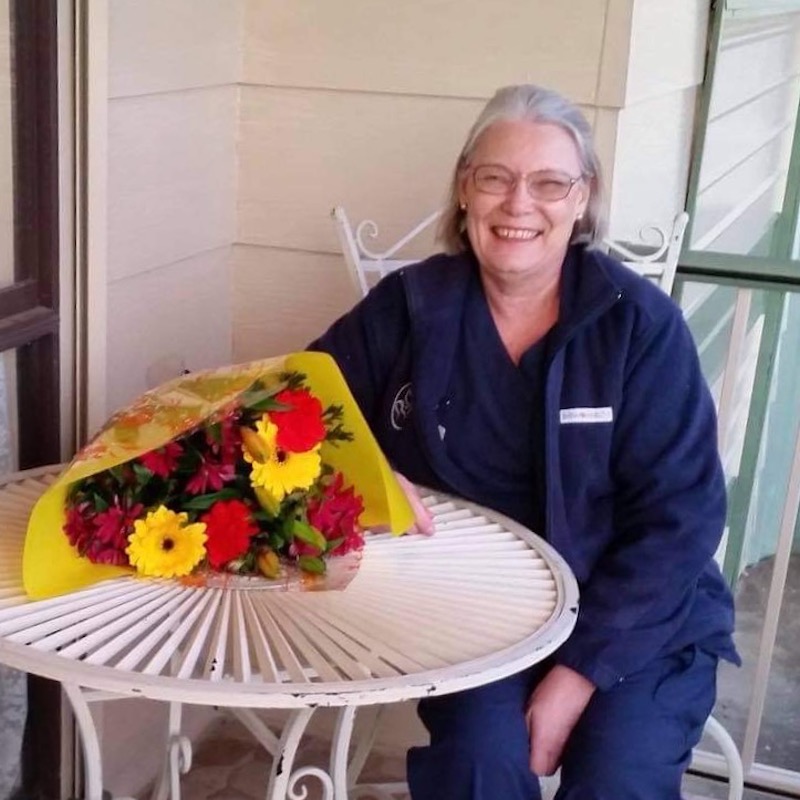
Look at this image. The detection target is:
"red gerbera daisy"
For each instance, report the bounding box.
[269,388,326,452]
[200,499,259,569]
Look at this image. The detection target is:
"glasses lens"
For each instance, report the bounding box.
[527,171,575,200]
[473,165,515,195]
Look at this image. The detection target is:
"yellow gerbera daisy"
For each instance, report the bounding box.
[126,506,207,578]
[241,417,321,502]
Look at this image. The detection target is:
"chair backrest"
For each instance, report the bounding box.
[602,212,689,296]
[332,205,689,299]
[331,206,443,297]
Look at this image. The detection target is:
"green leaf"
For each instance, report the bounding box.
[205,422,222,445]
[132,462,153,486]
[108,465,128,484]
[298,555,326,575]
[268,531,286,551]
[324,537,344,553]
[91,492,109,512]
[181,488,239,510]
[247,397,288,413]
[278,371,306,390]
[239,380,287,413]
[290,520,327,551]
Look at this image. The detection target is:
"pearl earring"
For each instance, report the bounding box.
[460,202,467,212]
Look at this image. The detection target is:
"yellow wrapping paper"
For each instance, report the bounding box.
[24,352,414,599]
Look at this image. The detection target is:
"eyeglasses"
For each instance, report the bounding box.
[471,164,584,201]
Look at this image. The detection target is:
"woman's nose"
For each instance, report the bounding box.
[503,179,534,214]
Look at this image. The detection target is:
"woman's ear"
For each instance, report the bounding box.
[457,169,470,209]
[575,180,591,219]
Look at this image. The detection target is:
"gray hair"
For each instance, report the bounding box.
[438,84,607,253]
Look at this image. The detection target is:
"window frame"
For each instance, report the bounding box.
[682,0,800,285]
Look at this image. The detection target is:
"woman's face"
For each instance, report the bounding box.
[458,119,590,284]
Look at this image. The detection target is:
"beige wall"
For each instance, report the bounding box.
[103,0,709,405]
[105,0,242,414]
[608,0,709,239]
[232,0,707,361]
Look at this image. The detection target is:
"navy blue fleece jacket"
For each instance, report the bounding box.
[310,246,738,691]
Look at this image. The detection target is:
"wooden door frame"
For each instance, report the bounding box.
[9,2,62,798]
[9,0,60,468]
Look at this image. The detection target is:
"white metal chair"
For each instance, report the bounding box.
[331,206,444,298]
[602,212,689,295]
[331,205,689,299]
[332,204,746,800]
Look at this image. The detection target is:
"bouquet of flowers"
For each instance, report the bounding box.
[24,352,413,599]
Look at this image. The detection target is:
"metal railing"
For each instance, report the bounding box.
[676,266,800,796]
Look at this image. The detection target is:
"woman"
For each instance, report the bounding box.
[311,85,739,800]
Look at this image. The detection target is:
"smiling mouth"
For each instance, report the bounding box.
[492,226,541,241]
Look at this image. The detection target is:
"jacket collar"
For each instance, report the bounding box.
[548,245,623,352]
[402,252,474,417]
[402,245,623,377]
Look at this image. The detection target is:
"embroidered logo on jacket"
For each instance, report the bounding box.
[560,406,614,424]
[390,382,413,430]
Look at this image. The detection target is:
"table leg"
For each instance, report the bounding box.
[61,683,104,800]
[343,704,382,786]
[149,701,192,800]
[265,707,334,800]
[330,706,356,798]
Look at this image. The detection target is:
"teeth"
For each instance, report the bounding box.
[494,227,539,240]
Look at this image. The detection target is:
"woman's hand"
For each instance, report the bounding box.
[526,664,595,776]
[394,472,435,535]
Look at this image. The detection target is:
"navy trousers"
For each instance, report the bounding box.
[406,646,717,800]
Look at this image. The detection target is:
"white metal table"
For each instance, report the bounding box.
[0,466,578,800]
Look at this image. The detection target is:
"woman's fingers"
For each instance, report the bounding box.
[394,472,435,535]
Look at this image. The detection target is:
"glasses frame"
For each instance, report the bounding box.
[470,163,585,202]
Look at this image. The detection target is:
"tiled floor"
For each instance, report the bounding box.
[0,665,24,797]
[180,713,408,800]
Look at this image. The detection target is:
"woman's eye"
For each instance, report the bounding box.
[477,169,512,190]
[530,178,571,198]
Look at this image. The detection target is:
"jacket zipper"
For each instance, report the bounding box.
[543,289,624,546]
